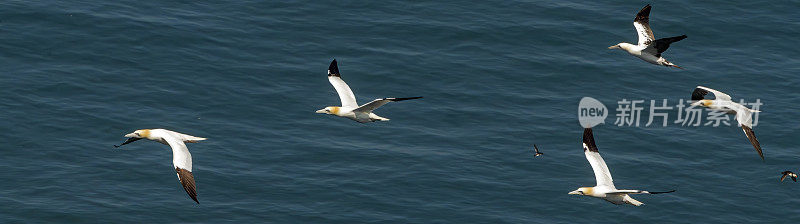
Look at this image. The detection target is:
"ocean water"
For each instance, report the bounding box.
[0,0,799,223]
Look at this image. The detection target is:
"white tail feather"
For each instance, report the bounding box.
[180,134,207,143]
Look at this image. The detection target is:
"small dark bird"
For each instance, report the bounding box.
[533,145,543,157]
[780,171,797,182]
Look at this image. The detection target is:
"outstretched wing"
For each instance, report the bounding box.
[730,103,764,160]
[643,35,687,57]
[741,124,764,161]
[176,167,198,204]
[780,171,796,182]
[633,4,655,46]
[583,128,614,188]
[328,59,358,108]
[165,136,198,203]
[353,97,422,113]
[692,86,732,101]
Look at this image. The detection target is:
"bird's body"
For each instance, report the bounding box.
[115,129,206,204]
[691,86,763,160]
[609,4,686,69]
[569,128,675,206]
[316,59,422,123]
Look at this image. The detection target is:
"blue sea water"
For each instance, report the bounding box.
[0,0,799,223]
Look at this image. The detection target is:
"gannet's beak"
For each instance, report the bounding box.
[568,190,581,195]
[115,134,141,148]
[316,109,329,114]
[608,45,620,49]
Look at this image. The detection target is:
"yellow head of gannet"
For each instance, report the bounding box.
[568,187,595,196]
[127,129,151,138]
[315,106,341,115]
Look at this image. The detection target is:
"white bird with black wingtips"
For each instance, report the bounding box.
[691,85,763,160]
[115,129,206,204]
[316,59,422,123]
[609,4,687,69]
[569,128,675,206]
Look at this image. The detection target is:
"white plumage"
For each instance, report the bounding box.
[691,86,763,160]
[569,128,675,206]
[609,4,687,69]
[116,128,206,203]
[316,59,422,123]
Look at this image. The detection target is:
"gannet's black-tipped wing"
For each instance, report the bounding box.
[353,97,422,113]
[691,87,710,101]
[114,137,141,148]
[633,4,655,46]
[644,35,687,57]
[648,190,677,194]
[327,59,358,108]
[692,86,732,101]
[582,128,614,188]
[176,167,198,204]
[534,144,541,153]
[742,125,764,161]
[164,133,197,204]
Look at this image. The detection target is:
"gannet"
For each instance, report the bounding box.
[115,129,206,204]
[780,171,797,182]
[691,86,763,160]
[608,4,687,69]
[533,144,543,157]
[569,128,675,206]
[316,59,422,123]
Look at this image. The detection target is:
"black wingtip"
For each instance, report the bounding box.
[389,96,423,101]
[114,137,141,148]
[691,87,709,101]
[635,4,651,22]
[582,128,598,152]
[670,35,688,42]
[650,189,676,194]
[742,126,764,161]
[328,59,340,77]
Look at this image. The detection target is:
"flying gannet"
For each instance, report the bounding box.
[115,129,206,204]
[691,86,763,160]
[569,128,675,206]
[533,144,544,157]
[316,59,422,123]
[609,4,687,69]
[780,171,797,182]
